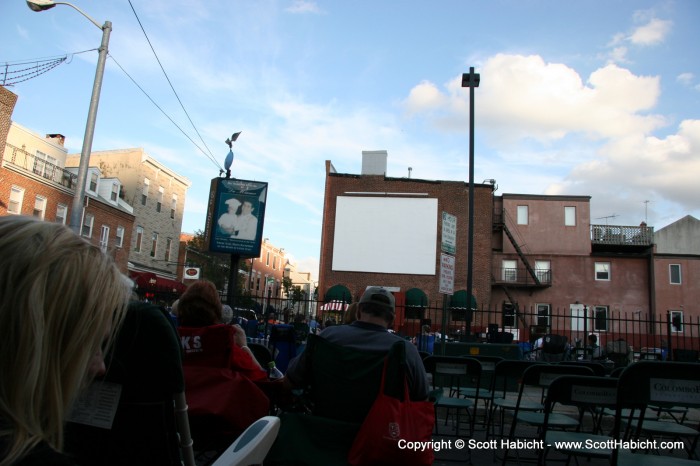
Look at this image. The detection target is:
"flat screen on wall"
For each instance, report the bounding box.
[332,196,438,275]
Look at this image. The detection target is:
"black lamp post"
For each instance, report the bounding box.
[462,67,480,337]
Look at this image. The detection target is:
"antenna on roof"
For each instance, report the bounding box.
[595,214,619,226]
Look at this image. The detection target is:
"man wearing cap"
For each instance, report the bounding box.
[218,198,241,236]
[285,286,429,402]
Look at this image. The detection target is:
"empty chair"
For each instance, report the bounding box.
[457,355,503,427]
[211,416,280,466]
[558,360,608,376]
[614,361,700,463]
[605,339,632,368]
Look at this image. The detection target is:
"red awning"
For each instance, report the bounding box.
[320,300,349,312]
[129,271,186,294]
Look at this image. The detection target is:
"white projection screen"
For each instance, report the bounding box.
[332,196,438,275]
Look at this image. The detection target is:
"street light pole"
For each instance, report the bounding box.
[462,67,480,337]
[26,1,111,234]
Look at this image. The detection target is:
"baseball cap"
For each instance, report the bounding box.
[359,286,395,314]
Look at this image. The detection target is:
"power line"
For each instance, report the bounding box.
[1,49,96,86]
[127,0,220,170]
[109,55,222,170]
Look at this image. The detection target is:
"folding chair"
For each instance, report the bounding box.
[423,355,482,437]
[613,361,700,464]
[606,339,632,369]
[211,416,280,466]
[457,355,503,427]
[265,335,407,466]
[540,334,569,362]
[539,375,618,465]
[501,363,594,465]
[558,360,608,376]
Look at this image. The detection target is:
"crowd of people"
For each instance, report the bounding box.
[0,214,429,465]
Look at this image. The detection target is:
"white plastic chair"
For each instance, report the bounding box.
[211,416,281,466]
[174,391,196,466]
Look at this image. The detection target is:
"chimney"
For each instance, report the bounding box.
[361,150,388,176]
[46,134,66,147]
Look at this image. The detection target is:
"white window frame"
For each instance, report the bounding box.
[55,204,67,225]
[99,225,109,252]
[150,232,159,257]
[157,186,164,213]
[564,206,576,226]
[517,205,528,225]
[110,183,119,202]
[88,172,99,193]
[534,260,551,283]
[670,310,684,333]
[116,226,125,248]
[8,186,25,215]
[33,195,47,220]
[141,178,150,206]
[165,237,172,262]
[593,305,609,332]
[171,194,177,219]
[135,226,144,253]
[536,303,551,327]
[595,262,610,281]
[81,213,94,238]
[669,264,682,285]
[502,259,517,282]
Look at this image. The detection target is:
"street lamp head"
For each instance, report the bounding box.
[26,0,57,12]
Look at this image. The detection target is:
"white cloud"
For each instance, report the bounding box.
[285,0,322,14]
[629,18,672,46]
[677,72,694,86]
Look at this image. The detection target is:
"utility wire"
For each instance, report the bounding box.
[109,55,221,169]
[127,0,221,171]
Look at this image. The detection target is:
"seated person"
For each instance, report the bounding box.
[177,280,266,381]
[0,216,131,465]
[586,333,604,360]
[285,286,429,421]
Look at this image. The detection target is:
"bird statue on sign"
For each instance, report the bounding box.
[223,131,241,178]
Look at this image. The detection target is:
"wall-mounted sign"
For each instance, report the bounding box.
[204,178,268,257]
[183,267,201,280]
[439,253,455,295]
[441,211,457,255]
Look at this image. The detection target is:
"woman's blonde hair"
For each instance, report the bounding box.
[0,216,131,464]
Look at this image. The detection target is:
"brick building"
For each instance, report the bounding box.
[65,148,191,301]
[319,150,494,331]
[1,86,134,272]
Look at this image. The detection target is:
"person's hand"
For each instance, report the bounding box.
[232,324,247,347]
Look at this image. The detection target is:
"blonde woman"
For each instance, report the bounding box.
[0,216,131,465]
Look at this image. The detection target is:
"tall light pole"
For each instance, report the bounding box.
[27,0,111,234]
[462,67,480,337]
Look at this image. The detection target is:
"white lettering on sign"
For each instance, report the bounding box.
[180,335,202,353]
[439,253,455,295]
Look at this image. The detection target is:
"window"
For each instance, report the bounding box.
[33,196,47,220]
[81,213,94,238]
[99,225,109,252]
[135,226,144,253]
[116,226,125,248]
[110,183,119,202]
[34,151,56,179]
[171,194,177,219]
[670,310,684,333]
[595,262,610,281]
[266,252,270,266]
[273,256,278,270]
[55,204,67,224]
[564,206,576,226]
[165,238,172,262]
[670,264,682,285]
[88,172,98,193]
[502,259,517,282]
[517,205,528,225]
[141,179,150,206]
[156,186,164,213]
[536,304,550,327]
[593,306,608,331]
[150,232,159,257]
[502,302,516,327]
[534,260,551,283]
[8,186,24,214]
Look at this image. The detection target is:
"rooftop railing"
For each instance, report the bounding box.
[591,224,654,246]
[3,143,77,189]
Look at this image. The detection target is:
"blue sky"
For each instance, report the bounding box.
[2,0,699,280]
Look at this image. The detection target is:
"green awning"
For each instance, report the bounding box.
[450,290,477,309]
[324,284,352,303]
[405,288,428,307]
